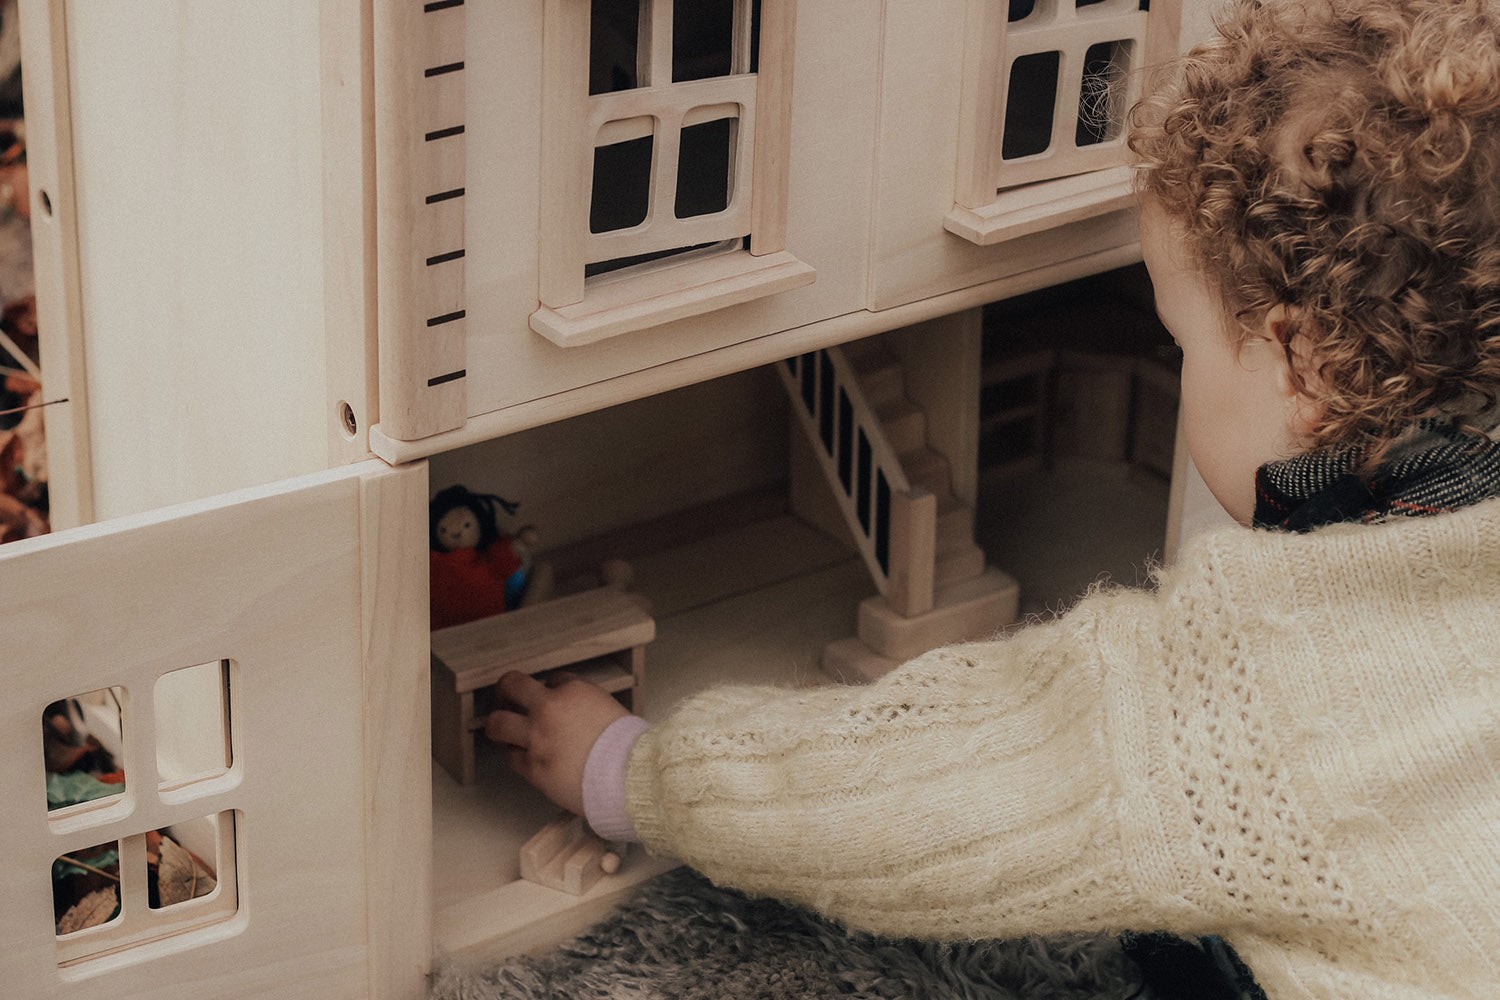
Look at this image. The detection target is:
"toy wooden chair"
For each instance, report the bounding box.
[429,586,654,785]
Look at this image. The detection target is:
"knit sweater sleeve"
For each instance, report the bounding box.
[624,586,1171,942]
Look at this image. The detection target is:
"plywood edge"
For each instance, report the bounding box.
[19,0,94,528]
[529,250,816,348]
[357,460,433,1000]
[320,0,380,466]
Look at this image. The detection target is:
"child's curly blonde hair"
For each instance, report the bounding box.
[1130,0,1500,460]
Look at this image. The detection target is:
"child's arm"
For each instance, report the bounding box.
[489,587,1172,941]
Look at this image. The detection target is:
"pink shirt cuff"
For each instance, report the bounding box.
[582,714,651,843]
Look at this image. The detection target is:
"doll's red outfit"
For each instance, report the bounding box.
[429,539,526,630]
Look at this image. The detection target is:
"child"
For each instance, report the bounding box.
[489,1,1500,996]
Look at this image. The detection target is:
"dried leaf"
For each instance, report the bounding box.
[156,835,216,907]
[57,886,119,935]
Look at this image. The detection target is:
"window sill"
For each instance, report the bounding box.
[530,247,816,348]
[944,165,1137,247]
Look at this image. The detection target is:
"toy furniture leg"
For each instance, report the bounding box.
[430,654,476,785]
[626,645,645,699]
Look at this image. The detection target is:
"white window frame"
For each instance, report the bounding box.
[947,0,1176,246]
[532,0,813,348]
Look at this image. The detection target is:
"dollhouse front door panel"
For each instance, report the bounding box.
[0,460,431,1000]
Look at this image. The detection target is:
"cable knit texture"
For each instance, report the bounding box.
[626,498,1500,1000]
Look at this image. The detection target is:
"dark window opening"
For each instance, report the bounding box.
[673,0,736,81]
[1002,51,1060,160]
[590,0,642,94]
[590,132,654,234]
[585,239,742,278]
[1077,39,1132,147]
[676,117,735,218]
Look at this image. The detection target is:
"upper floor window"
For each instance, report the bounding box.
[948,0,1165,246]
[533,0,813,348]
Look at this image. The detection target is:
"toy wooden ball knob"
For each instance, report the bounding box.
[600,851,621,875]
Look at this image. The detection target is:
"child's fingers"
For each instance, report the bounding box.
[545,671,581,688]
[506,747,536,785]
[497,670,548,710]
[486,708,531,749]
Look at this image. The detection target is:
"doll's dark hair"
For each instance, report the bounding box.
[1131,0,1500,464]
[428,485,519,552]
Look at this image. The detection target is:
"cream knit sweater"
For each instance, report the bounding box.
[626,498,1500,999]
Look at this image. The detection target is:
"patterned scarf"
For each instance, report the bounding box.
[1253,418,1500,532]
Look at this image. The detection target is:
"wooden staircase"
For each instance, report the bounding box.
[779,332,1018,683]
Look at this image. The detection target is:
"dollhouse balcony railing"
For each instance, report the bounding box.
[779,348,937,618]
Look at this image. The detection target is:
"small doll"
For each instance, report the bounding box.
[428,485,544,630]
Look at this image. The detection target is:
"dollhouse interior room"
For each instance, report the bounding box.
[2,1,1235,997]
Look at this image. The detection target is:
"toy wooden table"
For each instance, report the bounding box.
[430,587,655,785]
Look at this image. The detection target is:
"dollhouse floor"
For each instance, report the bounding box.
[977,458,1172,617]
[430,457,1171,961]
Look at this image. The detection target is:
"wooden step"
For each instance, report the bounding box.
[858,363,906,408]
[878,398,926,454]
[936,497,971,548]
[934,541,986,587]
[902,446,951,497]
[840,336,892,370]
[857,567,1019,661]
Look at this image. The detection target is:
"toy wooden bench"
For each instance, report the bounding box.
[430,587,655,785]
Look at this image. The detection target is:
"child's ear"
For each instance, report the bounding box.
[1263,303,1324,439]
[1261,303,1302,394]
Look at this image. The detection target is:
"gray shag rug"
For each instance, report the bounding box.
[430,868,1149,1000]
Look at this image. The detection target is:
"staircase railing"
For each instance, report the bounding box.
[778,347,936,617]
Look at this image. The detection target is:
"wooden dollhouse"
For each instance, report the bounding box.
[2,1,1228,997]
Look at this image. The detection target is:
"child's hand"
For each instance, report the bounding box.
[485,670,630,816]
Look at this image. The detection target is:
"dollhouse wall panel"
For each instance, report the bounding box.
[0,461,430,999]
[429,366,790,556]
[62,2,334,521]
[455,1,879,423]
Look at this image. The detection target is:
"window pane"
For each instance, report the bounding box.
[44,691,125,813]
[149,813,231,911]
[53,841,121,934]
[590,130,654,233]
[1077,40,1133,147]
[1002,51,1060,160]
[155,660,232,791]
[676,117,735,218]
[749,0,761,74]
[591,0,642,95]
[673,0,735,81]
[586,239,737,278]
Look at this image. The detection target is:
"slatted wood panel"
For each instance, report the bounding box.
[374,0,468,441]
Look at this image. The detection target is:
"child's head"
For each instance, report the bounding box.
[1130,0,1500,489]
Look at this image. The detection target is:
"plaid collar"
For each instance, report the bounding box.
[1253,419,1500,532]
